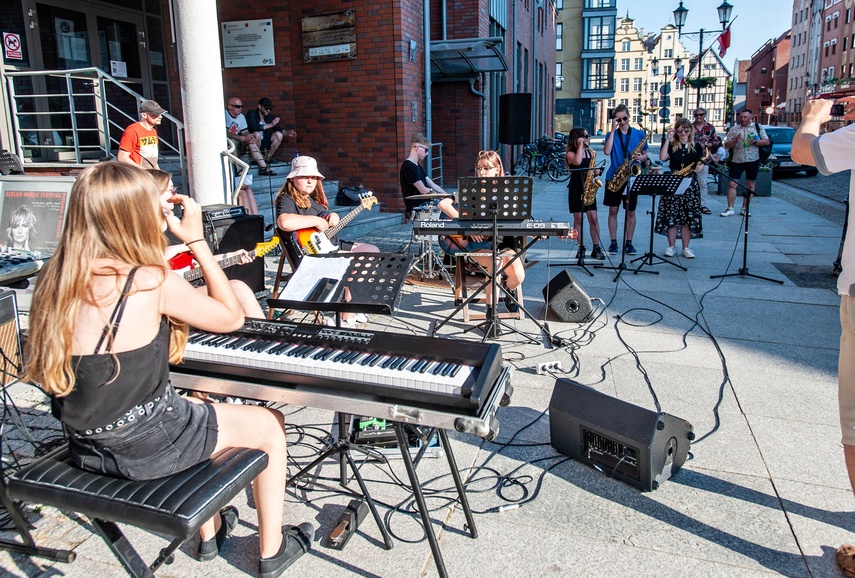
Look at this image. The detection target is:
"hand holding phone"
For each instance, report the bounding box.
[831,103,845,117]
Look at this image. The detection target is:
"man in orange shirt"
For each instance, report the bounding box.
[118,100,165,169]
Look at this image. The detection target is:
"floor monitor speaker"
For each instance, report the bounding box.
[541,270,593,323]
[549,379,694,491]
[202,209,265,294]
[498,93,532,145]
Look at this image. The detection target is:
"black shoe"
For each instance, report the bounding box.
[590,246,605,260]
[197,506,239,561]
[575,245,586,260]
[607,241,619,255]
[259,523,313,578]
[259,167,278,176]
[504,292,519,313]
[624,242,637,256]
[485,305,495,319]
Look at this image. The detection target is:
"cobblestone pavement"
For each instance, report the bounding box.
[778,170,851,204]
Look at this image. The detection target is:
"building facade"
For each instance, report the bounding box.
[744,31,791,125]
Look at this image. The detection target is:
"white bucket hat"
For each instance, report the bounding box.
[286,156,325,180]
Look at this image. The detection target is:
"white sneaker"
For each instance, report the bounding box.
[720,207,735,217]
[681,247,695,259]
[354,312,369,323]
[739,207,751,217]
[664,246,676,257]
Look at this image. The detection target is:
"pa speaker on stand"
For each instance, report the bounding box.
[499,93,532,146]
[549,379,694,491]
[542,270,594,323]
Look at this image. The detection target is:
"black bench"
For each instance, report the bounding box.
[0,444,268,577]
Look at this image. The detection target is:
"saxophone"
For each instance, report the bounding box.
[607,128,651,193]
[582,146,602,206]
[671,146,711,177]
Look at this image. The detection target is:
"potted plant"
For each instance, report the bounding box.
[686,76,717,89]
[715,162,773,197]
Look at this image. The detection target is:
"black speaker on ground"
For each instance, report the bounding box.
[541,270,593,322]
[202,206,265,294]
[549,379,694,491]
[0,290,22,387]
[498,93,532,145]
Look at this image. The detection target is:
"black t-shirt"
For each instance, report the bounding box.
[568,150,593,193]
[275,194,340,246]
[245,109,279,134]
[668,142,704,172]
[399,159,429,212]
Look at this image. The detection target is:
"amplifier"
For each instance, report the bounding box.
[0,290,23,386]
[203,204,247,221]
[549,379,693,491]
[202,210,265,294]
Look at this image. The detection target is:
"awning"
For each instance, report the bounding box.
[430,38,508,81]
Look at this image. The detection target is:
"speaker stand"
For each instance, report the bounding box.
[550,212,594,277]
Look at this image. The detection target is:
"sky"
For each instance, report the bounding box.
[617,0,793,69]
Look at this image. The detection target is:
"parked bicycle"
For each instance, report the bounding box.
[513,136,569,182]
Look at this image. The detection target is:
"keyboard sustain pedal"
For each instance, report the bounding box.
[322,499,368,550]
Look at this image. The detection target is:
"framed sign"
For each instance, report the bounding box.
[302,11,356,63]
[0,176,74,256]
[221,19,275,68]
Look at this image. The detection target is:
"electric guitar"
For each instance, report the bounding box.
[291,192,377,255]
[168,237,280,282]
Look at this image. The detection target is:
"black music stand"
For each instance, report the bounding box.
[455,177,540,342]
[709,171,783,285]
[630,173,687,275]
[268,253,414,325]
[594,176,657,282]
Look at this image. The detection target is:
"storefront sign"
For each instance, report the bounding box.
[221,19,275,68]
[302,11,356,63]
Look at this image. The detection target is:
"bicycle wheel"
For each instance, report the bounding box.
[547,156,570,182]
[513,153,532,175]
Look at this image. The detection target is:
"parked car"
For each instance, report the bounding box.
[761,125,819,177]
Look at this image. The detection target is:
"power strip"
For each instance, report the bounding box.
[536,361,563,375]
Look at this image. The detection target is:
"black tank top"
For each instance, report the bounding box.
[56,268,171,432]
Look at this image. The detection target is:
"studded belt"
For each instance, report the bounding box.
[76,394,164,437]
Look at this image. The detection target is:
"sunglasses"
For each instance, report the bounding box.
[616,116,629,122]
[229,103,243,108]
[676,128,691,133]
[693,113,705,117]
[263,106,273,111]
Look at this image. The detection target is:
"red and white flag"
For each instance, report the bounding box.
[674,66,685,88]
[718,26,731,58]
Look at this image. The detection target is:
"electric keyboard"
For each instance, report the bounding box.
[411,219,570,236]
[170,319,512,438]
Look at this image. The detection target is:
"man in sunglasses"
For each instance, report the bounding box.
[118,99,165,169]
[692,108,716,214]
[225,97,275,175]
[603,103,649,256]
[246,97,297,171]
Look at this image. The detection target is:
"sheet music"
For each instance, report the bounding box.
[279,255,352,302]
[674,178,692,196]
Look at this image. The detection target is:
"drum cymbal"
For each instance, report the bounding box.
[408,193,454,200]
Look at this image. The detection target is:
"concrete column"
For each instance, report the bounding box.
[173,0,226,205]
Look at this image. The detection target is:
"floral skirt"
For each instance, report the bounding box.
[654,177,703,239]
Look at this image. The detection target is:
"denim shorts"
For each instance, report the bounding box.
[67,384,218,481]
[441,237,493,255]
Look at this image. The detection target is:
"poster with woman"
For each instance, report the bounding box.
[0,176,74,256]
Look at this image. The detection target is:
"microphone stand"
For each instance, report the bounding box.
[708,161,783,284]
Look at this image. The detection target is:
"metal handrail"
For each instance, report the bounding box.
[429,141,444,188]
[223,139,250,205]
[4,67,186,188]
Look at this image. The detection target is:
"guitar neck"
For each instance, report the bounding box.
[185,249,256,282]
[327,205,365,239]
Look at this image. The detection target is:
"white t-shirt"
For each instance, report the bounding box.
[813,123,855,295]
[712,145,726,163]
[225,111,248,137]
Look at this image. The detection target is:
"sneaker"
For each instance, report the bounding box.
[739,207,751,217]
[664,246,676,257]
[607,241,619,255]
[354,312,369,323]
[197,506,239,561]
[624,242,637,256]
[681,247,695,259]
[590,246,605,260]
[720,207,735,217]
[839,545,855,578]
[258,167,278,176]
[259,523,313,578]
[503,292,519,313]
[575,245,585,260]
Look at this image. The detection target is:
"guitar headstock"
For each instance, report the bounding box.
[255,237,280,258]
[359,192,378,211]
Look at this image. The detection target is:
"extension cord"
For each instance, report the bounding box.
[536,361,563,375]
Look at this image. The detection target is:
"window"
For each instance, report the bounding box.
[586,16,615,50]
[633,77,642,91]
[622,40,631,51]
[664,48,673,58]
[608,99,616,108]
[651,81,659,92]
[664,65,672,76]
[584,58,613,90]
[556,0,563,8]
[674,97,683,106]
[620,78,629,91]
[619,98,629,107]
[714,109,722,121]
[556,24,563,51]
[621,58,630,70]
[634,57,643,70]
[556,62,563,90]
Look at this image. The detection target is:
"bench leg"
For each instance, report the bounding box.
[0,479,76,563]
[92,518,156,578]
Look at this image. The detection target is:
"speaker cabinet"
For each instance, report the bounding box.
[499,93,532,145]
[541,270,593,323]
[549,379,694,491]
[202,209,265,294]
[0,290,22,386]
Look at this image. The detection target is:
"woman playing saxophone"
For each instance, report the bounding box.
[603,103,649,256]
[565,127,604,260]
[656,117,705,259]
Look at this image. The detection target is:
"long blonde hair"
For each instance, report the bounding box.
[670,118,697,153]
[25,162,187,396]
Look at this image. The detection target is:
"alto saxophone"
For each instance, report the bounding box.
[607,128,651,193]
[582,146,602,206]
[671,146,711,177]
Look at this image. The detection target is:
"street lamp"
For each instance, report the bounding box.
[673,0,734,109]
